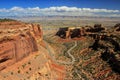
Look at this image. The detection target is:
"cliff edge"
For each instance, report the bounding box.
[0,20,65,80]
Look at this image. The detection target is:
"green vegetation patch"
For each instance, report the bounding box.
[0,18,16,22]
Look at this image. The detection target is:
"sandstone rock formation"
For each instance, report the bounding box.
[56,27,85,39]
[56,27,68,38]
[0,20,43,71]
[0,20,66,80]
[55,23,120,79]
[86,24,105,32]
[56,24,105,39]
[114,23,120,31]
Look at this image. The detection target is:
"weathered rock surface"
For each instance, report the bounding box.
[0,20,65,80]
[55,23,120,79]
[114,23,120,31]
[0,21,43,71]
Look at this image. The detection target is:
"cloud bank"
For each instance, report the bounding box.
[0,6,120,17]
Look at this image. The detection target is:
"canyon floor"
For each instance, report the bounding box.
[43,30,120,80]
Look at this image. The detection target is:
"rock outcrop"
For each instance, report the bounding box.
[86,24,105,32]
[56,24,105,39]
[56,27,85,39]
[114,23,120,31]
[0,21,43,71]
[0,20,66,80]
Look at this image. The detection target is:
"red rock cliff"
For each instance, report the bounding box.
[0,21,43,71]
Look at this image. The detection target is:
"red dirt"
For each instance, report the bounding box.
[50,62,66,80]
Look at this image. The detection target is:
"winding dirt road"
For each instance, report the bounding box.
[44,40,88,80]
[44,40,77,65]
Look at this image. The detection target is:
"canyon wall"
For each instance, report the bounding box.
[0,21,43,71]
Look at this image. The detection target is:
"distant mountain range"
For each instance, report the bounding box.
[0,16,120,22]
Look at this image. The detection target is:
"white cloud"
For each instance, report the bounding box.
[27,7,40,11]
[0,8,8,12]
[0,6,119,17]
[10,6,24,11]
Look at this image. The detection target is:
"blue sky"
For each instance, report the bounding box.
[0,0,120,17]
[0,0,120,9]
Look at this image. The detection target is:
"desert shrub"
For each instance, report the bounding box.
[18,70,20,73]
[29,67,32,71]
[11,72,13,75]
[28,62,31,65]
[26,71,29,74]
[22,63,26,68]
